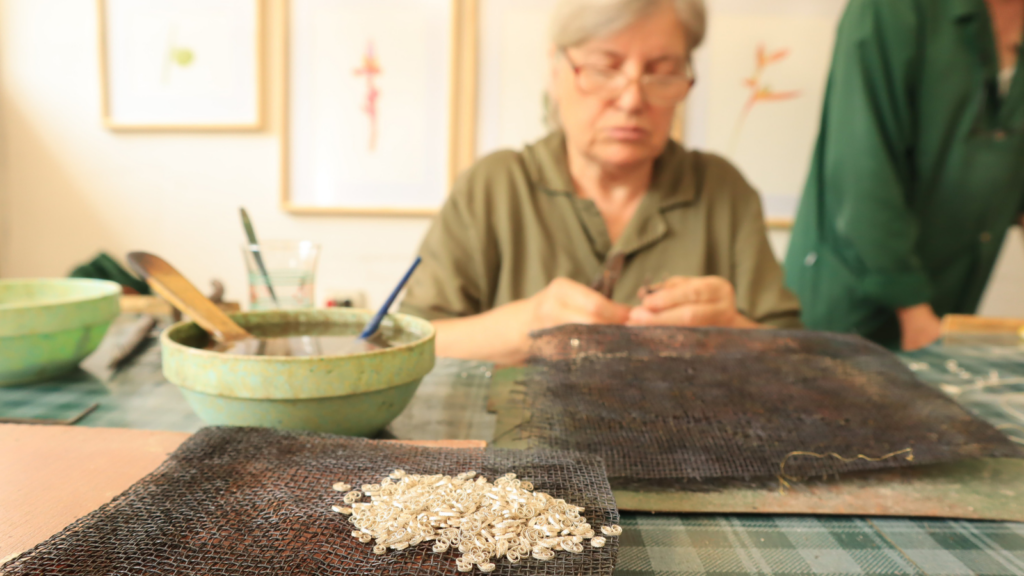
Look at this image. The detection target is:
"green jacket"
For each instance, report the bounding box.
[785,0,1024,347]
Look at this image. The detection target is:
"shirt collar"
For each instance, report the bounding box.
[523,131,698,211]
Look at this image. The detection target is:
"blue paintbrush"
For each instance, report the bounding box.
[359,256,422,346]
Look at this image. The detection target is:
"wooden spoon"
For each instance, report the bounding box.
[127,252,252,343]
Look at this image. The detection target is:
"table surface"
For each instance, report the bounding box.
[0,425,191,564]
[3,316,1024,576]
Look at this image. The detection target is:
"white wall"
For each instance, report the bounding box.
[978,227,1024,317]
[1,0,1020,317]
[0,0,431,309]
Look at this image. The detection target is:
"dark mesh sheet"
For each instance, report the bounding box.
[503,325,1024,488]
[1,427,619,576]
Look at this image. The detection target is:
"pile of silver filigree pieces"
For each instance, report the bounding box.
[331,470,621,573]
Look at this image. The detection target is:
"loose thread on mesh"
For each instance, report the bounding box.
[777,448,914,494]
[997,424,1024,445]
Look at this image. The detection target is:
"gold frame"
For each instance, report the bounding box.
[281,0,476,217]
[449,0,479,187]
[97,0,265,132]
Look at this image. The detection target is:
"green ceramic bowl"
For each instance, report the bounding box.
[0,278,122,386]
[161,309,435,437]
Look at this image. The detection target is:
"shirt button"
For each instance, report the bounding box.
[980,231,992,243]
[804,252,818,266]
[993,130,1007,142]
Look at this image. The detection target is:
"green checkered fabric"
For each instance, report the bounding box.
[869,519,1024,575]
[0,341,203,431]
[902,342,1024,445]
[617,516,916,575]
[615,515,1024,576]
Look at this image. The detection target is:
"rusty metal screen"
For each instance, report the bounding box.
[1,427,618,576]
[500,325,1023,489]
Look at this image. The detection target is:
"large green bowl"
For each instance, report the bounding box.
[0,278,122,386]
[161,309,435,436]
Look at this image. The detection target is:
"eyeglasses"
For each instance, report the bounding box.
[561,49,695,107]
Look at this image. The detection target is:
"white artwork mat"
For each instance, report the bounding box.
[102,0,261,127]
[476,0,557,158]
[687,0,849,220]
[288,0,451,211]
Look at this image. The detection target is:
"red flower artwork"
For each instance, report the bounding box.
[353,41,382,152]
[729,44,800,152]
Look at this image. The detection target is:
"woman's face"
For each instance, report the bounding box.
[551,1,689,170]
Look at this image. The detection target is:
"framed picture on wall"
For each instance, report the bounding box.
[685,0,849,227]
[98,0,264,131]
[283,0,473,215]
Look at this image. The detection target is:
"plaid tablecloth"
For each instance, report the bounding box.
[2,320,1023,576]
[618,515,1024,576]
[901,342,1024,447]
[0,331,204,431]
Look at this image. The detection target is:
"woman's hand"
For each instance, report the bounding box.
[432,277,630,365]
[527,277,632,330]
[627,276,760,328]
[896,303,942,351]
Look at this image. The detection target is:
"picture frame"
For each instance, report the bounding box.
[97,0,264,131]
[685,0,849,227]
[281,0,474,216]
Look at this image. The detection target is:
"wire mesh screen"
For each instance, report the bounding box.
[503,325,1024,488]
[1,427,619,576]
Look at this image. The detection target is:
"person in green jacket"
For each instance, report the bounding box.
[785,0,1024,351]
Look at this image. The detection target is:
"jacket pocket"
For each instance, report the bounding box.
[793,243,877,333]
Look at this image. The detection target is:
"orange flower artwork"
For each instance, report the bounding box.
[353,41,382,152]
[729,44,800,153]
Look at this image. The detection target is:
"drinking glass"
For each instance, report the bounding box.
[242,240,320,310]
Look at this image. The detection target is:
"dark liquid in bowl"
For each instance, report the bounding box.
[202,325,391,357]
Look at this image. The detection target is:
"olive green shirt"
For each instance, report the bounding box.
[784,0,1024,347]
[400,132,801,328]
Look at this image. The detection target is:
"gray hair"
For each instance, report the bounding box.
[545,0,705,129]
[550,0,706,53]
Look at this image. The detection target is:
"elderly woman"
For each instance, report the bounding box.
[400,0,800,363]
